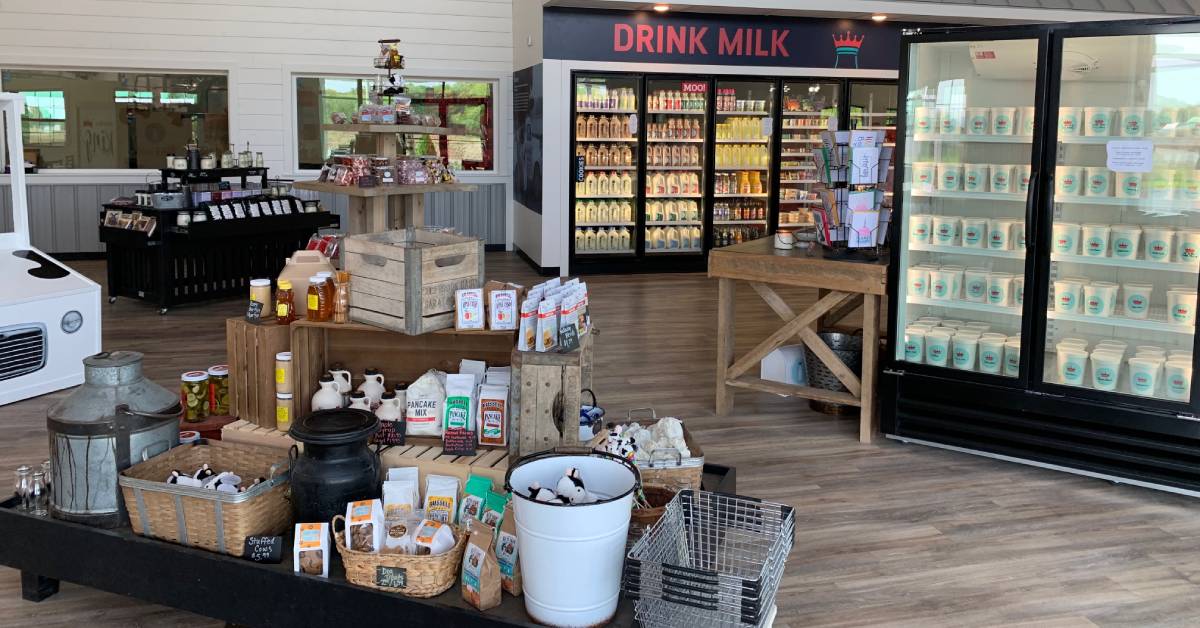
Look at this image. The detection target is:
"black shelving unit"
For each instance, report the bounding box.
[160,166,269,189]
[101,197,337,314]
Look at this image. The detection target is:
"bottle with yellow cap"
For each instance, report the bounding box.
[276,279,296,325]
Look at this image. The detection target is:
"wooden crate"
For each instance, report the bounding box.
[226,318,291,428]
[510,333,594,461]
[221,419,298,450]
[344,230,484,335]
[381,444,510,495]
[290,319,515,418]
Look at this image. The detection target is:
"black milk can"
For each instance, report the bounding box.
[288,409,381,524]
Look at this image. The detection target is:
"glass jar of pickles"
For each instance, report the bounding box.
[180,371,210,422]
[207,365,230,416]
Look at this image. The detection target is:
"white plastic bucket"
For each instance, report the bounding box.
[506,450,640,627]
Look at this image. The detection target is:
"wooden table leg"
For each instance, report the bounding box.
[402,194,425,229]
[860,294,879,443]
[715,277,735,415]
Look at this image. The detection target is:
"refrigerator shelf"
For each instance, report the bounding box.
[646,221,702,226]
[908,295,1022,316]
[714,193,769,198]
[646,166,702,170]
[910,242,1026,260]
[781,199,821,204]
[780,180,820,185]
[857,126,896,131]
[646,194,703,199]
[1058,135,1200,146]
[782,111,826,117]
[912,134,1033,143]
[715,166,769,171]
[852,112,897,118]
[780,165,816,170]
[1054,195,1200,211]
[716,139,770,144]
[648,138,705,143]
[576,249,635,255]
[715,220,767,225]
[646,249,704,254]
[717,110,771,116]
[1050,252,1200,273]
[1046,309,1196,336]
[584,166,637,171]
[910,190,1027,202]
[577,194,636,199]
[779,222,813,227]
[647,109,706,115]
[577,137,638,142]
[576,222,635,227]
[577,108,637,114]
[782,139,822,144]
[781,153,812,158]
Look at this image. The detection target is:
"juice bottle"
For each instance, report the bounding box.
[306,276,324,322]
[622,145,633,166]
[584,228,596,250]
[585,144,598,166]
[596,172,610,196]
[575,228,586,251]
[621,172,633,195]
[584,173,597,197]
[275,280,296,325]
[576,114,586,137]
[666,173,680,195]
[586,115,598,139]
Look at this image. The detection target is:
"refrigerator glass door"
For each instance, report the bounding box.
[1041,33,1199,402]
[895,39,1040,377]
[644,78,707,255]
[572,74,639,257]
[779,81,839,240]
[712,79,774,248]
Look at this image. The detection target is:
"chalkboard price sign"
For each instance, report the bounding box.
[242,535,283,563]
[442,427,477,456]
[376,566,407,589]
[574,156,586,183]
[558,323,581,353]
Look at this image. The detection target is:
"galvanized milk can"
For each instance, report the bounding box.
[47,351,180,527]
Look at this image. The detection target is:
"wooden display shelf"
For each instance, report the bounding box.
[321,123,459,135]
[291,180,479,235]
[292,180,478,198]
[709,237,887,443]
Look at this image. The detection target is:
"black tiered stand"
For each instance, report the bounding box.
[101,168,338,314]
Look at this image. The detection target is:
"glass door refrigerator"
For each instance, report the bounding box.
[777,81,840,239]
[712,79,774,248]
[644,77,709,257]
[849,81,899,223]
[570,73,640,264]
[885,22,1200,494]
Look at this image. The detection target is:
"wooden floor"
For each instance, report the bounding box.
[4,253,1200,627]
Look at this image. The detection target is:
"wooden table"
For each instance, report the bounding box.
[709,238,888,443]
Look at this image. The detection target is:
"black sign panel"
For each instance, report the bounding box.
[545,8,901,71]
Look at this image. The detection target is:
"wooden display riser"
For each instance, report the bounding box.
[291,181,478,235]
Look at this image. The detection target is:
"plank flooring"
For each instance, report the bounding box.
[3,253,1200,626]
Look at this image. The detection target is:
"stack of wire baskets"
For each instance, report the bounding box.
[624,490,795,627]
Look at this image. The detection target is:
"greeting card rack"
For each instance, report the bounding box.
[808,131,893,261]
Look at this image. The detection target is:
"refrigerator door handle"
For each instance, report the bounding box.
[1023,171,1039,251]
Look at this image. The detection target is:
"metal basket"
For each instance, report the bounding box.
[624,490,795,627]
[804,331,863,391]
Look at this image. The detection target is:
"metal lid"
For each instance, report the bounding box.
[250,278,271,287]
[83,351,145,385]
[277,393,293,399]
[276,352,292,361]
[289,409,378,446]
[309,275,323,284]
[207,365,229,377]
[278,280,292,290]
[181,370,208,382]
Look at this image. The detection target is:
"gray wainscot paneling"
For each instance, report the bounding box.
[2,181,507,253]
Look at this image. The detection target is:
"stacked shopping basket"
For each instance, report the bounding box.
[623,490,795,627]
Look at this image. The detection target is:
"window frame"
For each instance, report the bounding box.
[288,68,505,179]
[0,62,236,182]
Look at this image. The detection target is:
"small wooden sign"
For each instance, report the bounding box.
[242,535,283,563]
[376,566,407,589]
[442,427,477,456]
[245,299,265,323]
[373,417,406,446]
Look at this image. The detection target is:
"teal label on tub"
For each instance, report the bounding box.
[1095,366,1117,387]
[1085,295,1105,315]
[932,280,949,298]
[1086,237,1106,256]
[966,279,986,299]
[1169,374,1189,396]
[992,172,1010,191]
[1054,234,1075,253]
[1173,304,1192,322]
[1120,176,1141,197]
[953,348,972,368]
[904,341,922,361]
[989,230,1007,249]
[936,224,954,243]
[963,226,983,246]
[1132,371,1154,393]
[1062,360,1084,383]
[1127,293,1149,315]
[1123,115,1143,135]
[994,114,1012,133]
[927,344,946,362]
[1059,292,1076,311]
[987,286,1006,304]
[1088,175,1109,195]
[1113,237,1135,257]
[980,350,1000,369]
[1148,239,1169,260]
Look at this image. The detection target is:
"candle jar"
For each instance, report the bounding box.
[14,465,31,512]
[29,472,48,516]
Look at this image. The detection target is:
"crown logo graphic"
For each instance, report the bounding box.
[833,32,865,50]
[833,31,865,68]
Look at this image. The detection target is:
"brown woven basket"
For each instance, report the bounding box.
[332,515,467,598]
[118,440,292,556]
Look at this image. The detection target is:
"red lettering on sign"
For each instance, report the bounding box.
[636,24,654,52]
[614,24,633,52]
[691,26,708,54]
[666,25,686,53]
[719,28,742,55]
[681,81,707,93]
[755,29,769,56]
[772,29,790,57]
[656,25,664,53]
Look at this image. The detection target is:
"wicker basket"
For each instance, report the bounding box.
[589,409,704,491]
[118,439,292,556]
[332,515,467,598]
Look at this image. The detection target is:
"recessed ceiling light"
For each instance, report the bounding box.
[871,13,887,22]
[654,3,670,12]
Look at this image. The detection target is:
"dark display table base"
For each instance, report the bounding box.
[2,464,735,627]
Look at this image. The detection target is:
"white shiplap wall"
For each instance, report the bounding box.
[0,0,515,185]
